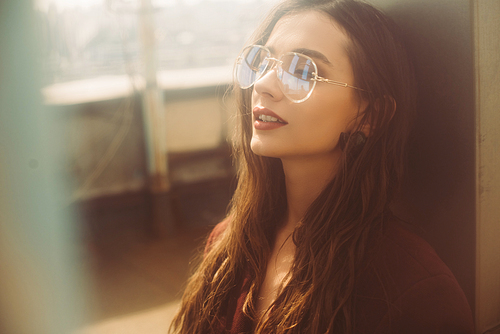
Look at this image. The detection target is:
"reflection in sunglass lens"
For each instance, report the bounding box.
[278,54,314,102]
[236,46,269,89]
[235,46,318,103]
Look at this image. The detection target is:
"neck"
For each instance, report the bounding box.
[281,152,340,231]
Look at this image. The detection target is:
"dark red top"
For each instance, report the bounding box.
[205,218,474,333]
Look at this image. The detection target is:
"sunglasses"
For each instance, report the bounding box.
[235,45,367,103]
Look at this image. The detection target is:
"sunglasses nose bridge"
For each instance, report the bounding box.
[253,56,281,85]
[263,56,281,72]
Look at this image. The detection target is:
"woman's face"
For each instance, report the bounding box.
[250,11,365,164]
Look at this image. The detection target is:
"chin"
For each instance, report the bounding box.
[250,140,280,158]
[250,145,271,158]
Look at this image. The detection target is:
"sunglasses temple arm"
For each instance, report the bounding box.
[315,76,369,92]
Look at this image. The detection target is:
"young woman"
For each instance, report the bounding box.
[170,0,474,333]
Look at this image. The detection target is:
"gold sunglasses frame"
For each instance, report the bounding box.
[235,44,368,103]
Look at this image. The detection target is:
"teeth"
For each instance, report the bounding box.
[258,114,280,122]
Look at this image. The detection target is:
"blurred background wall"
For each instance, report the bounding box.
[44,80,236,202]
[373,0,477,315]
[471,1,500,331]
[373,0,500,332]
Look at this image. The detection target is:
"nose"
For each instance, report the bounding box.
[253,65,284,102]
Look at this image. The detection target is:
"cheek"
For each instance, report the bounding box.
[298,97,359,149]
[306,94,359,131]
[302,117,344,149]
[251,89,259,107]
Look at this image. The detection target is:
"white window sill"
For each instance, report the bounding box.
[42,66,233,106]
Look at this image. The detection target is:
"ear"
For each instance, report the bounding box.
[383,95,397,122]
[358,95,396,137]
[371,95,397,119]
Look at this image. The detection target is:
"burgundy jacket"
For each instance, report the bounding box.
[205,218,474,333]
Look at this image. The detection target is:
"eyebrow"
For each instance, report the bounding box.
[292,48,333,66]
[266,45,333,67]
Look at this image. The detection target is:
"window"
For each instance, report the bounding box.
[34,0,280,87]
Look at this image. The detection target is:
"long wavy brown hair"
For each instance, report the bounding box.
[170,0,416,333]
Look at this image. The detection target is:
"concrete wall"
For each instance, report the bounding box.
[372,1,500,331]
[474,1,500,332]
[373,0,477,314]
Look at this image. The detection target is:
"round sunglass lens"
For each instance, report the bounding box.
[236,46,268,88]
[278,54,315,102]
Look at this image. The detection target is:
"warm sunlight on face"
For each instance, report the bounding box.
[250,11,363,164]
